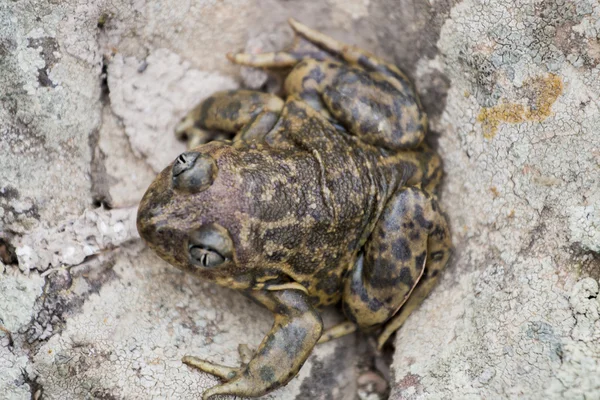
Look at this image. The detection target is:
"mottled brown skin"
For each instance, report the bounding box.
[137,19,451,399]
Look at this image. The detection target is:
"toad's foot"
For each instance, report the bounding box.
[185,289,323,399]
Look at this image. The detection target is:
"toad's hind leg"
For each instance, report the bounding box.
[342,187,451,342]
[232,19,409,83]
[286,18,412,85]
[185,289,323,400]
[230,20,427,150]
[175,90,284,147]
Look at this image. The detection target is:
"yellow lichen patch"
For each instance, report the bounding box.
[477,74,563,139]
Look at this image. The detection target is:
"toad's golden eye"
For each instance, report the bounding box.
[172,151,217,193]
[187,223,233,268]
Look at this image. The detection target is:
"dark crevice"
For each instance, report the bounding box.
[20,370,43,400]
[0,325,14,348]
[27,37,58,89]
[37,67,56,88]
[89,125,113,210]
[97,13,110,30]
[569,243,600,281]
[26,254,118,346]
[89,55,113,209]
[0,236,18,265]
[100,57,110,105]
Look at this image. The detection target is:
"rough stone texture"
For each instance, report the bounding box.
[389,0,600,399]
[1,1,598,400]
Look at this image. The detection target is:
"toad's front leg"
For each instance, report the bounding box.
[184,289,323,399]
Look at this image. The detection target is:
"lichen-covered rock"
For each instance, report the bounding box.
[387,0,600,398]
[1,0,598,399]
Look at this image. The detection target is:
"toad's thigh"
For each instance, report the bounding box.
[285,60,426,150]
[342,187,450,328]
[321,67,426,150]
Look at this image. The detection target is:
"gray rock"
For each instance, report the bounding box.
[1,0,598,399]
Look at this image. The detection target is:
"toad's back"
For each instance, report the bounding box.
[225,99,439,306]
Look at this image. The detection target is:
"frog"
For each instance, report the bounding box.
[136,19,451,399]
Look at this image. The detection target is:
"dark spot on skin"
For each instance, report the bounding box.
[309,295,321,306]
[250,92,261,103]
[364,257,398,289]
[414,205,434,230]
[399,267,415,288]
[368,296,383,312]
[281,324,308,358]
[299,87,320,100]
[379,243,389,253]
[306,66,327,84]
[381,104,394,119]
[430,251,445,261]
[274,303,289,315]
[392,238,412,261]
[196,96,216,128]
[431,225,447,240]
[336,69,360,86]
[285,101,308,119]
[431,269,439,277]
[257,333,276,357]
[315,271,340,296]
[289,252,319,275]
[260,366,276,383]
[300,280,311,288]
[356,113,377,134]
[222,100,242,121]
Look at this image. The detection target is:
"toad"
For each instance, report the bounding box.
[137,19,451,399]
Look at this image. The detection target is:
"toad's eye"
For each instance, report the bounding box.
[189,246,225,268]
[172,151,217,193]
[188,223,233,268]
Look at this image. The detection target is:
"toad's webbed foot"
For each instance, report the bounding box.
[184,289,322,399]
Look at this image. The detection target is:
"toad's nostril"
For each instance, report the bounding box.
[172,151,217,193]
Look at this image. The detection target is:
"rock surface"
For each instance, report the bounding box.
[1,0,598,399]
[388,1,600,399]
